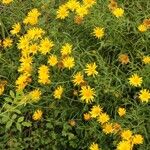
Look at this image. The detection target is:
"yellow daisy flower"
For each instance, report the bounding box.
[132,134,144,145]
[142,56,150,64]
[72,72,84,86]
[89,142,100,150]
[139,89,150,103]
[3,37,13,48]
[48,55,58,66]
[90,105,103,118]
[32,109,43,121]
[97,113,110,124]
[138,24,148,32]
[112,8,124,18]
[128,74,143,87]
[93,27,105,39]
[117,141,131,150]
[53,86,63,99]
[118,107,126,117]
[80,86,95,103]
[84,62,98,76]
[121,130,132,140]
[62,56,75,69]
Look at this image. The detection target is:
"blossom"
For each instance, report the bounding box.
[2,37,13,48]
[118,54,130,64]
[112,8,124,18]
[139,89,150,103]
[61,43,72,56]
[89,143,100,150]
[118,107,126,117]
[97,113,110,124]
[38,65,50,84]
[142,56,150,64]
[83,113,91,121]
[2,0,13,4]
[10,23,21,35]
[66,0,80,11]
[39,38,54,55]
[23,8,41,25]
[128,74,143,87]
[102,123,113,134]
[76,5,88,18]
[62,56,75,69]
[90,105,103,118]
[72,72,84,86]
[132,134,144,145]
[48,55,58,66]
[29,89,41,102]
[80,86,95,103]
[84,62,98,76]
[121,130,132,140]
[32,109,43,120]
[138,24,148,32]
[117,141,131,150]
[53,86,63,99]
[93,27,105,39]
[56,5,69,19]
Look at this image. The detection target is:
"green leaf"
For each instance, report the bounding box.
[9,90,15,98]
[16,123,21,132]
[12,114,17,120]
[17,117,24,123]
[4,97,12,103]
[13,109,21,114]
[22,121,32,127]
[1,115,9,123]
[6,120,13,130]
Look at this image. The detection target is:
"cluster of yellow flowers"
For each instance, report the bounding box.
[84,104,143,150]
[128,74,150,103]
[138,18,150,32]
[108,0,124,18]
[56,0,96,20]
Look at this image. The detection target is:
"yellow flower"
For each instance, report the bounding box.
[112,8,124,18]
[97,113,110,124]
[66,0,80,11]
[93,27,105,39]
[62,56,75,69]
[17,35,29,50]
[0,81,6,96]
[10,23,21,35]
[89,142,99,150]
[117,141,131,150]
[142,56,150,64]
[61,43,72,56]
[118,54,130,64]
[80,86,95,103]
[56,5,69,19]
[26,27,45,40]
[83,113,91,121]
[53,86,63,99]
[102,123,113,134]
[132,134,144,145]
[68,119,76,126]
[72,72,84,86]
[121,130,132,140]
[29,89,41,102]
[32,109,43,121]
[138,24,148,32]
[83,0,96,8]
[29,44,38,55]
[38,65,50,84]
[39,38,54,55]
[2,0,13,4]
[139,89,150,103]
[118,107,126,117]
[23,8,41,25]
[3,37,13,48]
[90,105,103,118]
[128,74,143,87]
[48,55,58,66]
[76,5,88,18]
[84,62,98,76]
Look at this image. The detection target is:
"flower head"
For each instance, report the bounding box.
[80,86,95,103]
[138,24,148,32]
[62,56,75,69]
[29,89,41,102]
[61,43,72,56]
[121,130,132,140]
[48,55,58,66]
[118,54,130,64]
[72,72,84,86]
[53,86,63,99]
[128,74,143,87]
[132,134,144,145]
[139,89,150,103]
[102,123,113,134]
[118,107,126,117]
[90,105,103,118]
[89,142,100,150]
[2,0,13,4]
[10,23,21,35]
[112,8,124,18]
[93,27,105,39]
[3,37,13,48]
[117,141,131,150]
[142,56,150,64]
[83,113,91,121]
[32,109,43,120]
[84,62,98,76]
[56,5,69,19]
[97,113,110,124]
